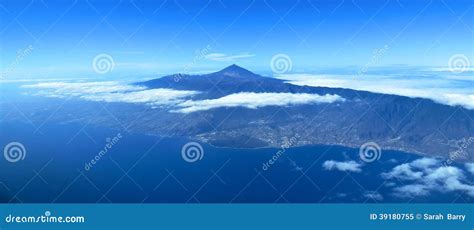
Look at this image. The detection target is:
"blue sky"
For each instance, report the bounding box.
[1,0,473,77]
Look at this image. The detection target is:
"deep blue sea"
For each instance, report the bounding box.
[0,120,472,203]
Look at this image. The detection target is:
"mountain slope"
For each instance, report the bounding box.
[134,65,474,161]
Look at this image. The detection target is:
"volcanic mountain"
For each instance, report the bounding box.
[132,65,473,160]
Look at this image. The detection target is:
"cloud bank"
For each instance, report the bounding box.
[173,92,345,113]
[82,88,199,106]
[322,160,362,173]
[23,82,344,112]
[22,82,199,107]
[23,81,145,96]
[277,73,474,109]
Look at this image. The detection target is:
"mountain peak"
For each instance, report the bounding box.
[215,64,256,77]
[223,64,245,70]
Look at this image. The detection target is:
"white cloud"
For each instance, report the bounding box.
[322,160,362,173]
[383,157,474,198]
[277,73,474,110]
[363,191,383,201]
[440,94,474,109]
[444,177,474,197]
[425,166,462,181]
[410,157,439,169]
[465,163,474,175]
[381,163,424,180]
[393,184,430,197]
[22,81,145,95]
[205,53,255,62]
[81,88,199,106]
[22,81,199,107]
[23,82,343,112]
[173,92,345,113]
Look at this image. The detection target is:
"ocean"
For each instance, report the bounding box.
[1,120,472,203]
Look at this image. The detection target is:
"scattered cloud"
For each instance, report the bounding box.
[382,157,474,198]
[381,163,424,181]
[173,92,345,113]
[277,73,474,110]
[393,184,430,197]
[205,53,255,62]
[322,160,362,173]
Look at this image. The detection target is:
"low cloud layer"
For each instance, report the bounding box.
[22,82,199,107]
[382,158,474,197]
[322,160,362,173]
[173,92,345,113]
[277,73,474,109]
[82,88,199,106]
[22,81,344,112]
[23,81,145,96]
